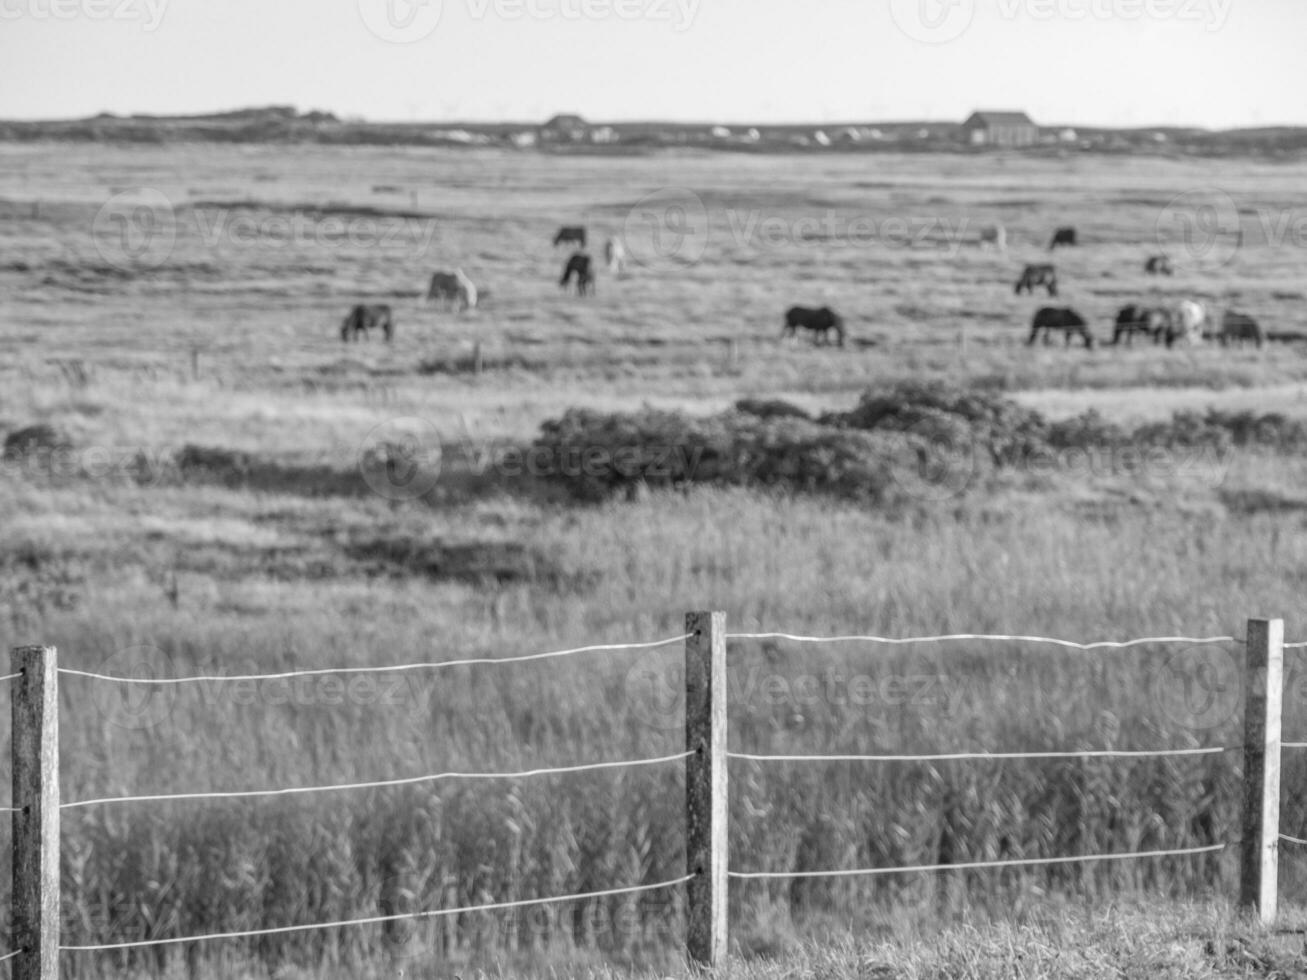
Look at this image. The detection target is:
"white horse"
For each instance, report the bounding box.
[604,237,627,275]
[426,268,477,311]
[1169,300,1208,347]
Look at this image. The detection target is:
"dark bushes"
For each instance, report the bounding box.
[534,381,1307,503]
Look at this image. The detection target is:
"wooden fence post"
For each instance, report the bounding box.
[11,646,59,980]
[685,611,727,967]
[1240,618,1283,925]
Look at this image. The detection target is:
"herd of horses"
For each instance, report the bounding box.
[339,225,628,342]
[1007,224,1262,350]
[337,220,1265,353]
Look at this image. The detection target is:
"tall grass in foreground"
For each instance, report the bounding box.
[2,485,1306,975]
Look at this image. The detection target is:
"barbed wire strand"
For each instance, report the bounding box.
[60,874,694,953]
[57,634,691,686]
[63,751,693,811]
[1283,743,1307,750]
[1285,642,1307,649]
[1280,834,1307,847]
[0,949,21,965]
[0,673,21,684]
[729,747,1231,764]
[730,843,1227,880]
[726,632,1239,651]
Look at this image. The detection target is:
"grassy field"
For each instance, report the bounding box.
[2,142,1307,977]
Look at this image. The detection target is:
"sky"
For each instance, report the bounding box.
[2,0,1304,128]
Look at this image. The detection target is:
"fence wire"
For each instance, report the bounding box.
[730,843,1228,880]
[63,750,693,811]
[60,874,695,953]
[726,632,1240,651]
[730,747,1232,764]
[56,634,691,686]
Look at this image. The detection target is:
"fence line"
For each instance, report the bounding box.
[5,615,1297,976]
[55,634,691,686]
[62,751,693,811]
[730,843,1230,880]
[725,632,1241,651]
[729,747,1233,764]
[0,673,21,684]
[60,875,695,954]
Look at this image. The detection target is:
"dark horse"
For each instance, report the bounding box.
[1014,263,1058,296]
[1220,310,1264,348]
[1029,307,1094,348]
[341,303,393,342]
[782,306,845,346]
[553,225,587,248]
[559,253,594,295]
[1111,304,1171,346]
[1048,227,1077,250]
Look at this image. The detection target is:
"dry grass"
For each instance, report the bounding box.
[3,143,1307,976]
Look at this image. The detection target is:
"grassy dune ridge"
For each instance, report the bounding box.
[2,144,1307,975]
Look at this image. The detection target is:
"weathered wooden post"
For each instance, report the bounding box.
[685,611,727,966]
[1240,618,1283,925]
[11,646,59,980]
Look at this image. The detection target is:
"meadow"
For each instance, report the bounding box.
[2,142,1307,977]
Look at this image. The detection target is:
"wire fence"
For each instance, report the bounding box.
[3,618,1303,972]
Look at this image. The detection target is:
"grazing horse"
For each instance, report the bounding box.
[1014,264,1058,296]
[1166,300,1208,348]
[979,224,1007,250]
[1220,310,1264,348]
[604,237,627,275]
[782,306,845,346]
[426,268,478,311]
[559,253,594,295]
[341,304,393,343]
[1029,307,1094,348]
[1111,305,1172,346]
[1145,254,1173,276]
[1049,227,1077,250]
[553,225,587,248]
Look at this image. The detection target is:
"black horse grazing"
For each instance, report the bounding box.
[1111,304,1171,346]
[782,306,845,346]
[1014,264,1058,296]
[1145,254,1173,276]
[1029,307,1094,348]
[559,253,594,295]
[1049,227,1077,250]
[341,303,393,342]
[1220,310,1264,348]
[553,225,587,248]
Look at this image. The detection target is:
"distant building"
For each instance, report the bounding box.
[1058,127,1078,143]
[539,113,589,142]
[813,130,831,146]
[510,130,537,148]
[962,110,1039,147]
[590,125,617,144]
[711,125,731,139]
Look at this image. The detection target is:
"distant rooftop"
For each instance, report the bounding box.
[964,110,1037,127]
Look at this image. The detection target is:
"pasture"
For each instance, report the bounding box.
[3,142,1307,977]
